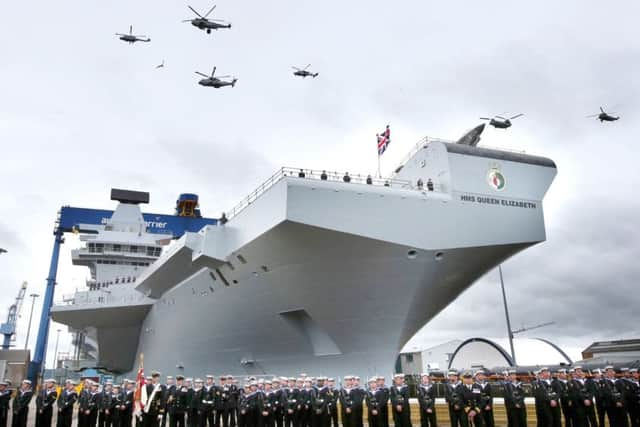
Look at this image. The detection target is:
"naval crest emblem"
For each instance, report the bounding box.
[487,168,506,191]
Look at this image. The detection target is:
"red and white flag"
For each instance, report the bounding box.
[377,125,391,155]
[134,354,146,417]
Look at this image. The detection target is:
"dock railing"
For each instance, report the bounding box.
[225,167,415,220]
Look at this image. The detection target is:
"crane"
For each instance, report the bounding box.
[0,281,28,349]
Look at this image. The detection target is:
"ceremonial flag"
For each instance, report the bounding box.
[134,354,146,417]
[377,125,391,156]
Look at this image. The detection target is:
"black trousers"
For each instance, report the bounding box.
[11,409,28,427]
[119,410,134,427]
[328,409,338,427]
[201,408,215,427]
[606,405,630,427]
[573,404,598,427]
[419,408,436,427]
[481,409,494,427]
[391,407,411,427]
[562,402,574,427]
[217,408,236,427]
[99,410,113,427]
[171,412,186,427]
[36,408,54,427]
[510,407,526,427]
[448,407,466,427]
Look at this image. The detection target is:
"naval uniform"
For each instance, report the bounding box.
[533,379,561,427]
[445,382,465,427]
[325,388,338,427]
[475,382,493,427]
[98,388,113,427]
[459,383,483,427]
[338,387,353,427]
[389,385,411,427]
[168,384,189,427]
[35,387,58,427]
[569,378,597,427]
[311,387,329,427]
[350,387,364,427]
[143,383,167,427]
[365,390,383,427]
[626,378,640,427]
[202,384,216,427]
[503,381,526,427]
[417,384,436,427]
[601,377,628,427]
[376,385,389,427]
[284,387,299,427]
[11,388,33,427]
[552,378,573,427]
[0,388,11,427]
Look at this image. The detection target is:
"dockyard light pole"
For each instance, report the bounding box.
[24,293,40,351]
[498,265,517,365]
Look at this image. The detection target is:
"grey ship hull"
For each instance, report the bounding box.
[52,140,557,379]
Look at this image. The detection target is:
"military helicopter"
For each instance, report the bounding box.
[196,67,237,88]
[480,113,523,129]
[292,65,319,78]
[116,25,151,44]
[587,107,620,122]
[183,5,231,34]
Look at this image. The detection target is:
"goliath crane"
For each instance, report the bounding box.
[0,282,28,350]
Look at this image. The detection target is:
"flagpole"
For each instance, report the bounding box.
[377,153,381,179]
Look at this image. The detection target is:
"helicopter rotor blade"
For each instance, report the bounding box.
[600,106,605,113]
[292,67,302,71]
[210,19,227,23]
[211,66,217,77]
[303,64,311,71]
[586,114,599,118]
[495,116,507,120]
[182,19,194,22]
[129,25,133,35]
[479,117,492,121]
[115,33,126,36]
[195,71,209,78]
[203,4,217,18]
[216,75,231,78]
[510,113,524,120]
[188,5,203,18]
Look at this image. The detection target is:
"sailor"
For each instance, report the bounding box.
[300,379,314,427]
[284,378,298,427]
[601,366,627,427]
[168,375,189,427]
[365,378,382,427]
[474,370,494,427]
[503,370,526,427]
[416,178,424,189]
[588,368,605,427]
[0,380,11,427]
[202,375,216,427]
[98,381,113,427]
[459,371,483,427]
[389,374,410,427]
[445,370,464,427]
[298,169,306,178]
[247,381,262,427]
[552,368,573,427]
[533,367,561,427]
[260,380,276,427]
[80,380,100,427]
[568,366,597,427]
[110,384,124,427]
[144,372,167,427]
[325,378,339,427]
[366,175,373,185]
[627,368,640,427]
[273,378,288,427]
[11,379,33,427]
[190,379,205,427]
[78,379,92,427]
[375,376,389,427]
[162,377,175,427]
[343,173,351,183]
[312,377,329,427]
[417,373,436,427]
[35,378,58,427]
[350,377,365,427]
[122,379,136,427]
[229,375,240,427]
[339,376,354,427]
[320,171,328,181]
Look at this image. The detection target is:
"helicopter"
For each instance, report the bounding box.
[587,107,619,122]
[116,25,151,44]
[480,113,524,129]
[292,64,319,78]
[196,67,237,88]
[183,5,231,34]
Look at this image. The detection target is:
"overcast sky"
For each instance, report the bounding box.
[1,0,639,367]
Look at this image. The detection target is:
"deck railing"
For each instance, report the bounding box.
[225,167,415,220]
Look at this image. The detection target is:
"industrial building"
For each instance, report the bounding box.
[580,339,640,366]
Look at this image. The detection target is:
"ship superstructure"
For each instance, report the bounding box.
[52,137,557,378]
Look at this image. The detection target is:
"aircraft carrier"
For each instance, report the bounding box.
[51,135,557,379]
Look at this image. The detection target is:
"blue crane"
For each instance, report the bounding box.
[28,190,217,383]
[0,282,28,349]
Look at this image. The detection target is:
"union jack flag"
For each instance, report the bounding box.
[377,125,390,156]
[134,354,146,417]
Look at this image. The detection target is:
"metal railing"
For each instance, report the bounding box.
[58,289,149,306]
[226,167,415,220]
